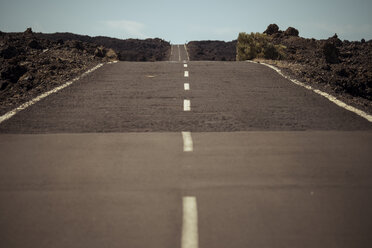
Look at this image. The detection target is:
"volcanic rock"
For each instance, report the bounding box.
[28,39,43,49]
[1,64,27,83]
[187,40,236,61]
[0,46,19,59]
[264,24,279,35]
[323,42,340,64]
[284,27,299,36]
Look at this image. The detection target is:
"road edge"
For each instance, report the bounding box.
[247,60,372,123]
[0,61,117,124]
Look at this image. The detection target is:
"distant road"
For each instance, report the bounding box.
[0,44,371,248]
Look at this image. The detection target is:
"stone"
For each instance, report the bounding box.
[0,46,19,59]
[28,39,43,49]
[264,24,279,35]
[323,42,340,64]
[284,27,299,36]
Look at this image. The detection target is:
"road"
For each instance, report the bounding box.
[0,44,371,248]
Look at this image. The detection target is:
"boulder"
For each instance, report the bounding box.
[24,28,33,37]
[28,39,43,49]
[323,42,340,64]
[264,24,279,35]
[65,40,84,50]
[0,80,8,90]
[328,33,342,47]
[0,46,19,59]
[284,27,299,36]
[1,64,28,83]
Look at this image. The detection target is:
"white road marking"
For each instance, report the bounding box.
[184,83,190,91]
[178,45,181,62]
[0,63,104,124]
[181,196,198,248]
[248,61,372,122]
[184,71,189,77]
[184,64,188,68]
[184,99,191,111]
[184,44,190,61]
[182,131,193,152]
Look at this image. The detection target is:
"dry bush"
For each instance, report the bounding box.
[236,32,286,61]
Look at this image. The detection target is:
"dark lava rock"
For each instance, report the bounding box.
[23,28,34,37]
[284,27,299,36]
[28,39,43,49]
[0,31,116,115]
[265,25,372,103]
[187,40,236,61]
[336,67,349,77]
[328,34,343,47]
[264,24,279,35]
[65,40,84,50]
[35,33,170,61]
[1,64,27,83]
[0,46,19,59]
[323,42,340,64]
[0,80,8,90]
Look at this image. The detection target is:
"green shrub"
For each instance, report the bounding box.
[236,32,286,60]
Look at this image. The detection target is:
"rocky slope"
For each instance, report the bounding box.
[260,24,372,113]
[0,28,117,115]
[36,33,170,62]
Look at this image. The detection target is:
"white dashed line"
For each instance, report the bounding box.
[184,99,191,111]
[184,64,188,68]
[181,196,198,248]
[184,83,190,91]
[182,131,193,152]
[248,61,372,122]
[184,71,189,77]
[0,63,104,124]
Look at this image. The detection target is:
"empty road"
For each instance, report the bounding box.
[0,44,371,248]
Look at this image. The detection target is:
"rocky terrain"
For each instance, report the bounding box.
[259,24,372,113]
[36,33,170,62]
[187,40,236,61]
[0,28,117,115]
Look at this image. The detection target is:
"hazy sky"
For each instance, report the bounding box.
[1,0,371,43]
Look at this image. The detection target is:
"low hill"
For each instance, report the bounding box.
[35,32,170,62]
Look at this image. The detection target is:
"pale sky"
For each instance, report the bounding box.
[0,0,371,43]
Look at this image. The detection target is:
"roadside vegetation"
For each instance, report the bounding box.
[236,32,286,61]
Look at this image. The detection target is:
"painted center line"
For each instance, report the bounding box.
[182,196,198,248]
[184,83,190,91]
[184,99,191,111]
[182,131,193,152]
[184,71,189,77]
[184,64,188,68]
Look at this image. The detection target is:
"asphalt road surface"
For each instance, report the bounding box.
[0,44,371,248]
